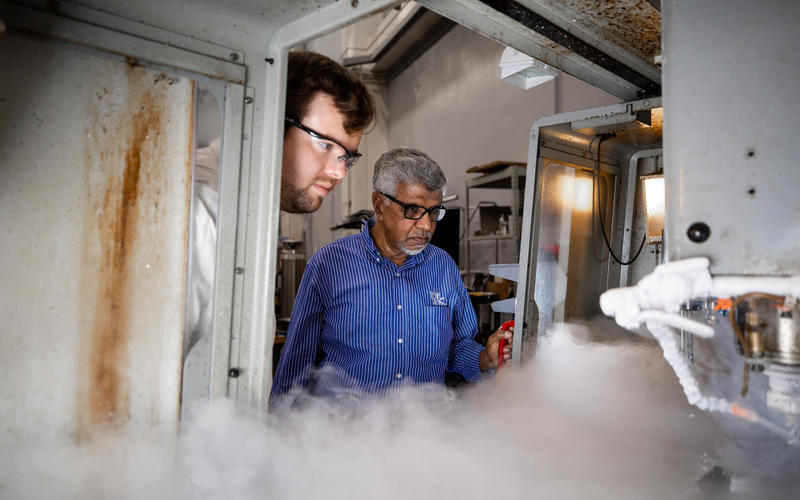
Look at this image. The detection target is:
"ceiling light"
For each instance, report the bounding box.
[499,46,557,90]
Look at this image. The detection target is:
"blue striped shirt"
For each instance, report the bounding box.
[270,219,485,411]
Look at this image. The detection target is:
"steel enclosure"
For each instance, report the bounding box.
[514,98,662,364]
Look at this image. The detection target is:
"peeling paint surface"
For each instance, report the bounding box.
[0,33,192,446]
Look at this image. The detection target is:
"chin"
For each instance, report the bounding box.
[306,199,323,213]
[400,244,426,256]
[290,191,323,214]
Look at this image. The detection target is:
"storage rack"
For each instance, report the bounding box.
[464,165,526,278]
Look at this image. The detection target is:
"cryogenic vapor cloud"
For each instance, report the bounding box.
[1,321,772,499]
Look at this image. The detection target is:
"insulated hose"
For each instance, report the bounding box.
[646,321,798,444]
[646,321,731,413]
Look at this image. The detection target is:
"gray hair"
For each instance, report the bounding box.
[372,147,447,197]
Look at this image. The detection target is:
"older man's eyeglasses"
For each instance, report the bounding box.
[380,192,446,221]
[285,117,362,170]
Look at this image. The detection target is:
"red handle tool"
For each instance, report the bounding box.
[497,320,514,370]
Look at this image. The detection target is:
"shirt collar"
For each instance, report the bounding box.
[359,218,425,269]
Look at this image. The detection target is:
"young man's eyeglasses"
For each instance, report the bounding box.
[284,117,362,170]
[380,192,446,222]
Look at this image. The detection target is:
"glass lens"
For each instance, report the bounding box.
[432,208,446,221]
[343,155,360,170]
[404,205,426,219]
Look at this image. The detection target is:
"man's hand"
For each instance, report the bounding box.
[479,324,514,372]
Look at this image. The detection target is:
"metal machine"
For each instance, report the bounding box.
[508,0,800,489]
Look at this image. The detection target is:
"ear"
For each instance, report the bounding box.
[371,191,383,217]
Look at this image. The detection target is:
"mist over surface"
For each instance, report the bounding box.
[3,320,797,499]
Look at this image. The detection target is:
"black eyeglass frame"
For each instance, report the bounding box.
[284,117,362,170]
[379,191,446,222]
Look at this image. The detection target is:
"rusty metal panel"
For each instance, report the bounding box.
[0,32,192,444]
[523,0,661,76]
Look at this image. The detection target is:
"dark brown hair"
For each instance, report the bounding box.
[285,51,375,135]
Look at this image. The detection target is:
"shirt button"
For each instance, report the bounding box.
[395,272,400,277]
[397,338,403,344]
[396,373,402,379]
[397,304,402,310]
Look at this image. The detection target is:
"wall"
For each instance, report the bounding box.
[387,25,619,272]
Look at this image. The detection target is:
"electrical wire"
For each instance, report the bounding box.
[592,133,646,266]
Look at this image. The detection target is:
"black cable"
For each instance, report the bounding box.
[593,133,647,266]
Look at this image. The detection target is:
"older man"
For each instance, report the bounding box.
[270,147,513,410]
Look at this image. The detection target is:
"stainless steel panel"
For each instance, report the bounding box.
[663,0,800,275]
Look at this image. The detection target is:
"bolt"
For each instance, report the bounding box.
[243,96,253,104]
[747,187,756,198]
[229,52,239,62]
[745,148,756,158]
[229,368,240,378]
[234,267,244,275]
[687,222,711,243]
[351,0,359,7]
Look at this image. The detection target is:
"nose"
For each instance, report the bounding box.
[415,211,433,231]
[324,155,347,181]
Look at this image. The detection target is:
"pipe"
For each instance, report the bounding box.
[639,311,714,338]
[712,275,800,299]
[646,321,730,412]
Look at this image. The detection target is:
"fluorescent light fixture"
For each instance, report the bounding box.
[642,174,665,244]
[500,46,557,90]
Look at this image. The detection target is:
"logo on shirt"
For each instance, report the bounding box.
[429,291,447,306]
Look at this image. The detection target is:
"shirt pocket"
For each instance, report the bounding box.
[410,304,453,361]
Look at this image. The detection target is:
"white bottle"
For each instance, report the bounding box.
[498,215,508,235]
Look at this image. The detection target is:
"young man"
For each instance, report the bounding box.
[270,148,513,412]
[186,51,374,354]
[280,50,374,213]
